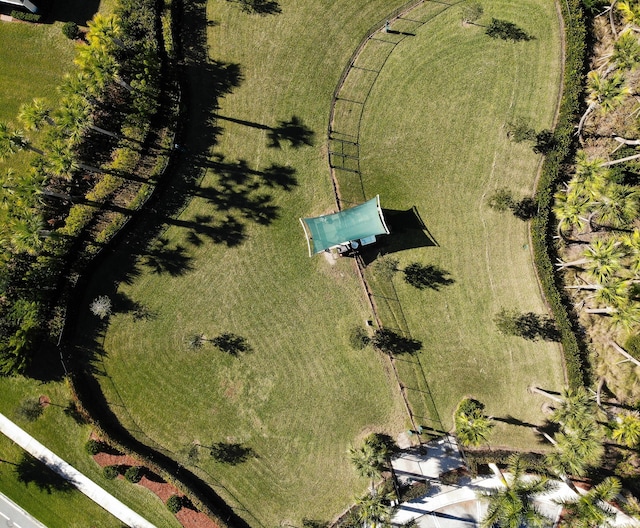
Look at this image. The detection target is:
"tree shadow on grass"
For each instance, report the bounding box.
[41,0,100,25]
[403,263,454,291]
[372,328,422,356]
[209,442,256,465]
[216,114,314,149]
[226,0,282,16]
[15,454,74,494]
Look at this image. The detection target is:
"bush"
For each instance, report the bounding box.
[486,188,514,212]
[85,439,105,455]
[62,21,79,39]
[124,465,143,483]
[529,0,587,389]
[103,465,119,480]
[166,494,183,513]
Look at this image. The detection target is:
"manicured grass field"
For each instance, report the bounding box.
[75,0,565,526]
[358,0,566,446]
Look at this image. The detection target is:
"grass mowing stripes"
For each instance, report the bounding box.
[78,0,565,525]
[358,0,566,447]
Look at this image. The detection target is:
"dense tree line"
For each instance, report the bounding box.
[0,0,165,375]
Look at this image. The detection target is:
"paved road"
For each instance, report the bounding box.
[0,491,47,528]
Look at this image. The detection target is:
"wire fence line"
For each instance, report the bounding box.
[326,1,464,443]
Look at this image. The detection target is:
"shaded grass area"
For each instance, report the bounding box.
[358,0,566,448]
[0,377,181,528]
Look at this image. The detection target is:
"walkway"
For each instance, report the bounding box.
[390,438,638,527]
[0,412,156,528]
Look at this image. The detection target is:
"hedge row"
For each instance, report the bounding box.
[531,0,589,389]
[10,10,41,22]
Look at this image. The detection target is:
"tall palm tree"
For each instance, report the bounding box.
[557,237,626,285]
[611,410,640,447]
[553,187,591,240]
[548,387,597,431]
[576,71,630,136]
[555,477,621,528]
[618,0,640,31]
[454,398,495,447]
[0,122,44,159]
[545,422,605,478]
[478,454,556,528]
[86,13,124,50]
[349,441,387,495]
[18,99,55,131]
[589,183,640,231]
[610,28,640,70]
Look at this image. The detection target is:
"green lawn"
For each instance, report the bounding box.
[72,0,566,526]
[0,22,75,123]
[358,0,566,447]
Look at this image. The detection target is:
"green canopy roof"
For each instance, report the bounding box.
[300,196,389,256]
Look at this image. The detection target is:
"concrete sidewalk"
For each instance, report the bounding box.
[0,412,157,528]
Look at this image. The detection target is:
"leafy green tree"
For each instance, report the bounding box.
[555,477,621,528]
[478,454,556,528]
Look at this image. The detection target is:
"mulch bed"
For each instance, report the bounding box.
[93,451,219,528]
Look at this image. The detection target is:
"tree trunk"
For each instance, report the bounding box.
[529,386,563,403]
[565,284,599,290]
[78,163,103,174]
[556,257,589,270]
[89,124,120,139]
[610,1,618,37]
[612,136,640,146]
[609,340,640,367]
[584,307,616,314]
[601,152,640,167]
[576,103,596,137]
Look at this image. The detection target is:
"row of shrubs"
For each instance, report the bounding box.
[10,10,41,22]
[530,0,588,389]
[74,387,233,528]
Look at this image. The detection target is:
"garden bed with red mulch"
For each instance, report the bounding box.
[93,451,219,528]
